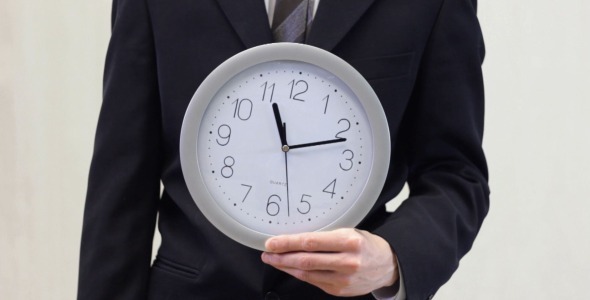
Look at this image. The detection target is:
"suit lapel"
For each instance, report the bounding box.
[307,0,376,51]
[216,0,273,48]
[215,0,376,50]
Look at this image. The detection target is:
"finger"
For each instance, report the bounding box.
[261,251,360,273]
[272,265,352,291]
[265,229,363,253]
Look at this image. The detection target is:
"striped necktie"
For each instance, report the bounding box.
[271,0,314,43]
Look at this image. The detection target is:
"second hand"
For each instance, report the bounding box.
[284,150,290,217]
[283,122,290,217]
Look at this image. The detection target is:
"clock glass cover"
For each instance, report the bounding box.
[181,43,390,250]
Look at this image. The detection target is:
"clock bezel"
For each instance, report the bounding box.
[180,43,390,251]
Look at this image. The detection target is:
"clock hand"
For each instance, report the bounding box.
[288,138,347,150]
[284,148,291,217]
[272,103,288,149]
[272,104,291,215]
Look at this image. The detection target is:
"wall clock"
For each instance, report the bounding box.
[180,43,390,250]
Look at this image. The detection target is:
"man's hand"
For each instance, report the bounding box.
[261,228,399,297]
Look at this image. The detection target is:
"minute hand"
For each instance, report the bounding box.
[288,138,347,150]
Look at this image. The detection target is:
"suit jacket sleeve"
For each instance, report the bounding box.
[78,0,161,299]
[373,0,489,299]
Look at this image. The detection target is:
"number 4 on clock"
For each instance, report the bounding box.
[323,179,337,199]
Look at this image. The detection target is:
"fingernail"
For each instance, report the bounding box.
[261,252,275,264]
[265,239,276,251]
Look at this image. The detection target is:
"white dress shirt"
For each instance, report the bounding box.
[262,1,406,299]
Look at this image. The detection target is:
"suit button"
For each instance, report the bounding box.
[265,291,280,300]
[427,295,434,299]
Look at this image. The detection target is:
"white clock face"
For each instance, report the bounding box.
[181,43,390,250]
[197,60,373,236]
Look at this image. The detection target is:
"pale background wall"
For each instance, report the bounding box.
[0,0,588,299]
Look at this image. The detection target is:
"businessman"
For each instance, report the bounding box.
[78,0,489,299]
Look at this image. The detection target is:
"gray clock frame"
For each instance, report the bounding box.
[180,43,390,251]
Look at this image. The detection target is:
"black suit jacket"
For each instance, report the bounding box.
[78,0,489,299]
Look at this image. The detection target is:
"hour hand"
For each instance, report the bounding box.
[272,103,287,147]
[288,137,347,150]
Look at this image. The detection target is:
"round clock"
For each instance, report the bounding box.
[180,43,390,250]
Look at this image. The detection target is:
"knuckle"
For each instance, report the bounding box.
[323,285,339,296]
[298,256,314,269]
[298,270,312,282]
[344,275,355,286]
[327,286,347,297]
[344,257,361,271]
[301,236,317,251]
[335,228,349,234]
[334,275,353,287]
[344,235,363,251]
